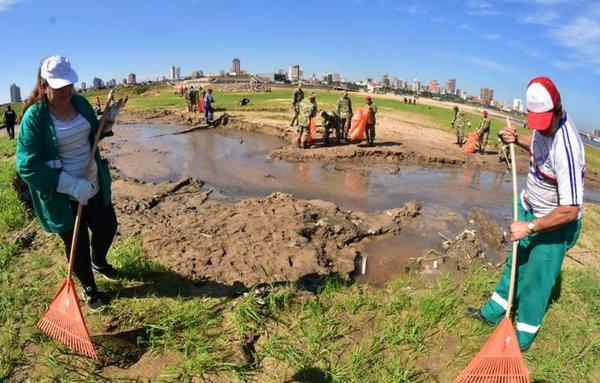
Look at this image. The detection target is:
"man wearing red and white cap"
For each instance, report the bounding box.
[471,77,585,351]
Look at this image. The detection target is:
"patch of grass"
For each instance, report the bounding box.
[585,145,600,174]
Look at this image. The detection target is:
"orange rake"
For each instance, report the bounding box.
[37,90,116,359]
[454,118,530,383]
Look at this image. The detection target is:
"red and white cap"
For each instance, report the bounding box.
[526,76,561,130]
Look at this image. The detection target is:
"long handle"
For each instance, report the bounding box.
[66,90,115,282]
[505,117,519,318]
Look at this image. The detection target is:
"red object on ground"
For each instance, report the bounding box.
[454,318,529,382]
[348,106,368,142]
[37,280,98,359]
[308,118,317,144]
[462,131,479,153]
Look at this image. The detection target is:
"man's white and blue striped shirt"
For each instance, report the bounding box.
[523,112,585,218]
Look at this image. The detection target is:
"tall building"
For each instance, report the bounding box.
[480,87,494,105]
[170,65,181,81]
[382,74,390,88]
[512,98,523,112]
[429,80,440,93]
[412,79,421,92]
[92,77,103,89]
[106,79,117,87]
[287,65,303,82]
[127,73,137,84]
[446,78,456,95]
[9,84,21,103]
[333,73,341,83]
[81,82,87,91]
[231,58,241,75]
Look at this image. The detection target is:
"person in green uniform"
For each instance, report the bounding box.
[365,96,377,146]
[450,105,459,143]
[467,77,585,352]
[320,110,341,146]
[455,110,470,146]
[336,90,353,141]
[296,93,317,149]
[290,83,304,127]
[476,110,491,154]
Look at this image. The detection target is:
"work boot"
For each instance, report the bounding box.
[82,286,107,311]
[91,261,120,282]
[465,307,495,326]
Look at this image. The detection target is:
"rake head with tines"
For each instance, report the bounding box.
[454,318,529,382]
[37,276,98,359]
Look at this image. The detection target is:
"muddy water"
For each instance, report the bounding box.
[107,124,600,283]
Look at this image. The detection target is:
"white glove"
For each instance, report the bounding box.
[57,172,94,205]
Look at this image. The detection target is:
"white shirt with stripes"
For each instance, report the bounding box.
[51,113,100,199]
[523,112,585,218]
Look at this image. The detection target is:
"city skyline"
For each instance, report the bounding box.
[0,0,598,131]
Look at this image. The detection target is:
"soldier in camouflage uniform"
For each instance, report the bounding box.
[186,86,197,113]
[290,83,304,127]
[455,110,470,146]
[476,110,491,154]
[296,93,317,149]
[450,105,459,143]
[320,111,341,146]
[365,96,378,146]
[336,90,353,141]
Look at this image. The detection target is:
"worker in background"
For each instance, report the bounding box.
[476,110,491,154]
[365,96,377,146]
[455,110,470,146]
[290,82,304,127]
[336,90,353,141]
[320,110,341,146]
[3,105,17,139]
[204,88,214,123]
[450,105,459,143]
[296,93,317,149]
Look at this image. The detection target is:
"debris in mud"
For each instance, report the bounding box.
[113,178,402,288]
[394,200,422,222]
[416,208,506,274]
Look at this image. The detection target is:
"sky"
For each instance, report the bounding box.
[1,0,599,132]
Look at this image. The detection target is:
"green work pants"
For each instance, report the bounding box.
[481,198,581,350]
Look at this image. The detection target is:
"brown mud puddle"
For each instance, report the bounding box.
[103,124,600,221]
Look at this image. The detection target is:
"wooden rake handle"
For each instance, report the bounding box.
[66,90,115,282]
[506,117,519,318]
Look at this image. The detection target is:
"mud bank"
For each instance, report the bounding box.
[111,176,506,288]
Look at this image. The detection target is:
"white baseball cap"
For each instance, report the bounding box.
[40,55,78,89]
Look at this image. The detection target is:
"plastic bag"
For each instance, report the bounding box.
[462,131,479,153]
[348,106,368,142]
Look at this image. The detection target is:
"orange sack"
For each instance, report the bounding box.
[308,118,317,144]
[462,131,479,153]
[349,106,368,142]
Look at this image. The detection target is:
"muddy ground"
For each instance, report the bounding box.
[109,173,505,291]
[118,107,600,189]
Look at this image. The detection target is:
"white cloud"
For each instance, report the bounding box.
[466,56,506,71]
[484,33,500,40]
[436,52,506,71]
[0,0,19,11]
[394,4,423,14]
[522,9,559,25]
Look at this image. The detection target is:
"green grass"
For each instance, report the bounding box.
[585,145,600,172]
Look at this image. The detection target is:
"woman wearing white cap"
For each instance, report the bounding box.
[16,56,118,310]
